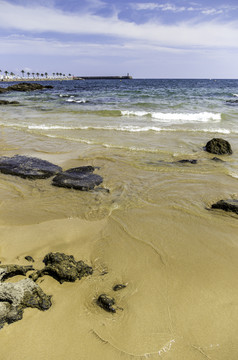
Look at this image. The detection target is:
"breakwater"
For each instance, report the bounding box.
[73,75,133,80]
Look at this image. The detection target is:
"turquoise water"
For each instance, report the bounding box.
[1,78,238,158]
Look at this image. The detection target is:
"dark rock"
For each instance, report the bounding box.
[97,294,116,313]
[211,157,224,162]
[211,199,238,215]
[0,155,62,179]
[177,159,197,164]
[0,88,7,94]
[6,82,53,92]
[25,256,35,263]
[205,138,232,155]
[113,284,127,291]
[0,264,34,281]
[30,252,93,284]
[0,100,20,105]
[52,166,103,191]
[226,99,238,104]
[0,278,52,329]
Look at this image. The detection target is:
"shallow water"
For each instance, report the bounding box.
[0,79,238,359]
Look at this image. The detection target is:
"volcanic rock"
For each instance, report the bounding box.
[211,199,238,215]
[30,252,93,284]
[205,138,232,155]
[0,155,62,179]
[97,294,116,313]
[52,166,103,191]
[0,264,34,281]
[0,278,52,329]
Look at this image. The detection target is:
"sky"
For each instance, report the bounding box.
[0,0,238,78]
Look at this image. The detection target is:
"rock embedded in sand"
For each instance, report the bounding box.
[0,278,52,329]
[25,256,35,263]
[177,159,197,164]
[0,155,62,179]
[211,157,224,162]
[97,294,116,313]
[52,166,103,191]
[0,264,34,281]
[113,284,127,291]
[30,252,93,284]
[205,138,232,155]
[211,199,238,215]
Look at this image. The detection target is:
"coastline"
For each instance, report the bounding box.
[0,77,74,82]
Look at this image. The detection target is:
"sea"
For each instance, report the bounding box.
[1,78,238,360]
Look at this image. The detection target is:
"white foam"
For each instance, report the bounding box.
[121,111,221,123]
[66,98,86,103]
[233,94,238,97]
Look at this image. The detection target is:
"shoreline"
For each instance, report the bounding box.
[0,77,74,82]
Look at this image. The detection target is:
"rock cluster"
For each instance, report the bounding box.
[0,252,93,329]
[0,155,104,191]
[0,82,53,93]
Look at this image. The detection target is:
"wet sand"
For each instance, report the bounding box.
[1,128,238,359]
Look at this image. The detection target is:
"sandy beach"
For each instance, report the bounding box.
[0,79,238,359]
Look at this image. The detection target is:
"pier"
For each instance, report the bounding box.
[73,74,132,80]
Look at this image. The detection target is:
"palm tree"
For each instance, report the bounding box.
[21,70,25,78]
[41,73,44,78]
[36,72,40,78]
[59,73,62,77]
[4,71,8,78]
[68,73,72,77]
[44,72,48,78]
[52,72,55,78]
[32,72,35,78]
[27,72,30,78]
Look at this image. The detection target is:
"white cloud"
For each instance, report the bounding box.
[0,0,238,51]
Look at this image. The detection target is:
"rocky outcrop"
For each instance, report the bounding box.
[25,256,35,263]
[0,264,33,281]
[0,278,52,329]
[0,155,62,179]
[1,82,53,92]
[0,100,20,105]
[205,138,232,155]
[30,252,93,284]
[211,199,238,215]
[97,294,116,313]
[52,166,103,191]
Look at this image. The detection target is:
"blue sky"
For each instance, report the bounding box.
[0,0,238,78]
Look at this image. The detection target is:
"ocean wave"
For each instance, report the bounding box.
[66,98,87,103]
[0,122,232,135]
[121,111,221,123]
[233,94,238,97]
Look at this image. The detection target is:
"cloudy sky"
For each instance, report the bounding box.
[0,0,238,78]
